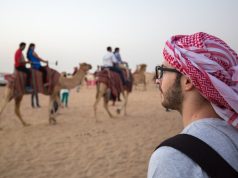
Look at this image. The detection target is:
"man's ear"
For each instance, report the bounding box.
[182,76,193,91]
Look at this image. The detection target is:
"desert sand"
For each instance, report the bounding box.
[0,73,183,178]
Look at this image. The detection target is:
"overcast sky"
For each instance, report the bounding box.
[1,0,238,73]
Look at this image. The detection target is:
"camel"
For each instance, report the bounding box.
[93,70,133,121]
[132,64,147,90]
[0,63,92,127]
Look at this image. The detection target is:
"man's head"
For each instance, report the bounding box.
[158,32,238,128]
[107,46,112,52]
[19,42,26,50]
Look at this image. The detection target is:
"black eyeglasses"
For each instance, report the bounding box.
[155,65,180,79]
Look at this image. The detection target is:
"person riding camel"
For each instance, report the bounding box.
[102,46,128,85]
[27,43,49,86]
[113,47,130,80]
[14,42,32,92]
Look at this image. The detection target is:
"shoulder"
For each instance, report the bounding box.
[110,53,114,57]
[148,119,238,178]
[103,52,111,58]
[27,49,33,55]
[15,49,21,54]
[148,146,208,178]
[182,119,238,170]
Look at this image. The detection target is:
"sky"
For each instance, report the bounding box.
[1,0,238,73]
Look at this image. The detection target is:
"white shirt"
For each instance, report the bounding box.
[60,89,69,95]
[102,51,117,67]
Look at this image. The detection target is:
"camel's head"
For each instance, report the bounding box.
[134,64,147,73]
[140,64,147,71]
[79,63,92,73]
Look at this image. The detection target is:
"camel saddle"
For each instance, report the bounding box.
[95,68,133,101]
[5,67,60,98]
[95,69,123,101]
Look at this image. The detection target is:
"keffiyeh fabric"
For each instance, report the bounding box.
[163,32,238,128]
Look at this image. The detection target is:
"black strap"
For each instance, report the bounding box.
[155,134,238,178]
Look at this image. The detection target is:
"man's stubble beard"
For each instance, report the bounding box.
[160,74,183,112]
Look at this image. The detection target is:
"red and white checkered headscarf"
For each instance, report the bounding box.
[163,32,238,128]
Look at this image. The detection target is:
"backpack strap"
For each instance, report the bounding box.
[155,134,238,178]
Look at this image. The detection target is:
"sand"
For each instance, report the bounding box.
[0,73,183,178]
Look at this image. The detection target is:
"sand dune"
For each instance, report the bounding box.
[0,74,182,178]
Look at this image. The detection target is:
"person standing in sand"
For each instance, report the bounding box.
[60,72,70,108]
[31,92,40,108]
[148,32,238,178]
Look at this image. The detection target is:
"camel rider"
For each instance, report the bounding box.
[27,43,49,86]
[14,42,32,92]
[113,47,130,79]
[102,46,128,85]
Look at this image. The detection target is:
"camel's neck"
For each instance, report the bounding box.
[59,69,86,89]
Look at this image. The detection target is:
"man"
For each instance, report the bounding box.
[148,32,238,178]
[14,42,32,91]
[102,46,127,85]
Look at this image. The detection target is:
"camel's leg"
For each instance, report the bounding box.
[0,99,9,121]
[93,94,102,120]
[48,95,57,125]
[93,90,103,119]
[15,96,30,126]
[93,83,107,120]
[57,94,62,107]
[0,87,13,128]
[117,91,128,116]
[54,93,61,113]
[0,99,8,116]
[93,85,100,118]
[143,76,147,91]
[123,91,128,116]
[103,96,113,118]
[0,87,12,116]
[48,87,62,125]
[134,83,137,90]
